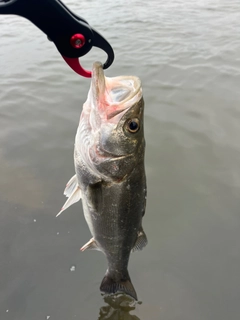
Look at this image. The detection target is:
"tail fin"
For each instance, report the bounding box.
[100,271,137,300]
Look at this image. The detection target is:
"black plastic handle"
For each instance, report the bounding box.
[0,0,94,58]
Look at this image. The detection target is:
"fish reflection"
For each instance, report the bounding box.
[98,294,141,320]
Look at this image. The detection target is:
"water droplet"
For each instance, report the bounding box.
[34,219,36,222]
[57,232,59,235]
[46,316,50,320]
[6,310,9,313]
[70,266,76,272]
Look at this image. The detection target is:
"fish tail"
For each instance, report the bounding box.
[100,270,137,300]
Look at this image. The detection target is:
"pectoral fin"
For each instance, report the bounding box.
[56,175,82,217]
[132,228,148,252]
[64,174,78,197]
[80,238,100,251]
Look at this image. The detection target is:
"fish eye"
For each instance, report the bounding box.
[126,118,140,133]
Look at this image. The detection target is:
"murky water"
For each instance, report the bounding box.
[1,0,240,319]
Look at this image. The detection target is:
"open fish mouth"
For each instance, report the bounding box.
[90,62,143,124]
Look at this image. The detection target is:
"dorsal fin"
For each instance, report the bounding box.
[132,228,148,252]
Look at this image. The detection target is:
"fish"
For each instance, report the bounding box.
[57,62,147,300]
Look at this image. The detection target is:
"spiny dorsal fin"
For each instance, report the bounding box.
[132,228,148,252]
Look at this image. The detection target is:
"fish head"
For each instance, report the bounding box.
[91,62,144,154]
[77,62,145,179]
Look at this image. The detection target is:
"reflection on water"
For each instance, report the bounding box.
[98,294,141,320]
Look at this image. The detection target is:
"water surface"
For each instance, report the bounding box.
[1,0,240,319]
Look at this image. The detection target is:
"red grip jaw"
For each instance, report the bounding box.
[62,33,92,78]
[62,29,114,78]
[62,56,92,78]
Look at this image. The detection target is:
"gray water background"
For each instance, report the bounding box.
[1,0,240,319]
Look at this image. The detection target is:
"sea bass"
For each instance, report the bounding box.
[58,62,147,300]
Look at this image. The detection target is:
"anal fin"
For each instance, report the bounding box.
[132,228,148,252]
[80,238,100,251]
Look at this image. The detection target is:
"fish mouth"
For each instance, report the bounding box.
[90,62,142,123]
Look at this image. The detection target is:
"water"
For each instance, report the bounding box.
[0,0,240,319]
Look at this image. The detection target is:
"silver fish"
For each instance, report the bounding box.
[57,62,147,300]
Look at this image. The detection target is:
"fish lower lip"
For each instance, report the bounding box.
[96,147,133,160]
[98,150,126,160]
[106,106,130,120]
